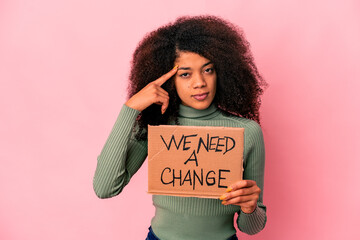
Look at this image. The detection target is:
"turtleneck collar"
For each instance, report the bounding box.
[178,103,220,120]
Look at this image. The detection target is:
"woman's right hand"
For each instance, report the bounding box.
[125,65,178,114]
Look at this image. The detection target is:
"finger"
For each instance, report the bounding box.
[144,83,169,97]
[153,90,169,99]
[222,194,258,206]
[152,93,169,106]
[240,206,257,214]
[154,101,168,112]
[226,180,256,192]
[154,96,169,115]
[161,98,169,114]
[156,86,169,96]
[225,187,256,199]
[219,185,260,201]
[153,94,169,105]
[153,65,179,86]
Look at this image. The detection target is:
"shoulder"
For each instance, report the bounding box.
[216,112,264,153]
[217,112,263,135]
[214,111,265,165]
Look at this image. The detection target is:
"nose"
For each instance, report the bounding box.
[191,73,206,88]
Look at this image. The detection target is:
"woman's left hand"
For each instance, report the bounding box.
[219,180,261,214]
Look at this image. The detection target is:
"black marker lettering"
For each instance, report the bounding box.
[193,169,203,190]
[160,134,184,150]
[173,169,182,186]
[209,136,219,150]
[206,170,216,186]
[218,169,230,188]
[197,134,209,154]
[215,137,225,152]
[183,134,197,150]
[182,170,192,186]
[160,167,173,185]
[224,137,235,155]
[184,150,198,166]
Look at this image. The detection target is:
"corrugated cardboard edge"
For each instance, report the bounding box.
[147,191,221,199]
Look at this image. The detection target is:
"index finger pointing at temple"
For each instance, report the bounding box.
[154,65,179,86]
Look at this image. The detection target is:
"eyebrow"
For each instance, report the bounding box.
[178,61,213,70]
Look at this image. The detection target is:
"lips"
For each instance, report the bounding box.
[192,92,209,101]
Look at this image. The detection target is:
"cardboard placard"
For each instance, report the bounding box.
[148,125,244,198]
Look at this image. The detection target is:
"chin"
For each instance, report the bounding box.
[187,101,212,110]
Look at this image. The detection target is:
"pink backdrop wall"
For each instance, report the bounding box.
[1,0,359,239]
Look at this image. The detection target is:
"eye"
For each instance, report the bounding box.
[204,67,214,73]
[179,72,190,78]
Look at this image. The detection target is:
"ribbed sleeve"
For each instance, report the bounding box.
[237,204,267,235]
[237,120,267,234]
[93,104,147,198]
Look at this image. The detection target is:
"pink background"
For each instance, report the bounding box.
[1,0,359,239]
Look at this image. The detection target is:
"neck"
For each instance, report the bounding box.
[178,103,220,120]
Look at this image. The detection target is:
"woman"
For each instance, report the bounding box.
[93,15,267,240]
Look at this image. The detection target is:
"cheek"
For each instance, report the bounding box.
[175,80,189,95]
[174,81,183,96]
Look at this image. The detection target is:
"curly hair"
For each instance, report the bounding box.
[128,15,267,140]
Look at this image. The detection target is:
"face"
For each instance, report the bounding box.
[173,51,217,110]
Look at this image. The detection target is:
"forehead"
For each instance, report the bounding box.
[174,51,211,67]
